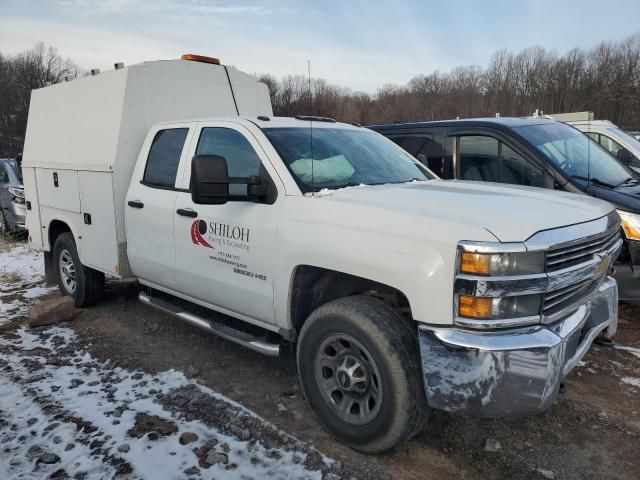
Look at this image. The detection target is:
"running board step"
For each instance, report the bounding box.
[138,292,280,357]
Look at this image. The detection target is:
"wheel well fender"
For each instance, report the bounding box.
[48,219,73,251]
[288,265,413,336]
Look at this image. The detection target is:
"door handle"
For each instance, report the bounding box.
[176,208,197,218]
[128,200,144,209]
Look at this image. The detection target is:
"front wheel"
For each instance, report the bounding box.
[53,232,105,307]
[0,209,9,236]
[297,296,429,453]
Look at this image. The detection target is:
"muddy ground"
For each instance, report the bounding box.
[1,237,639,479]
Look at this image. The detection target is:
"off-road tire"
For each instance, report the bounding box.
[297,295,429,453]
[53,232,105,307]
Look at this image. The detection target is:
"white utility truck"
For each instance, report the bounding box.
[24,55,623,453]
[550,111,640,173]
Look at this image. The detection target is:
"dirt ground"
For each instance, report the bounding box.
[50,281,640,480]
[1,237,640,479]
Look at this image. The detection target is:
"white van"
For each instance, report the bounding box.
[550,112,640,173]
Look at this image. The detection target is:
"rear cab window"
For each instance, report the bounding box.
[390,133,453,178]
[143,128,189,188]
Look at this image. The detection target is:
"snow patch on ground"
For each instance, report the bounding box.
[615,344,640,360]
[621,376,640,389]
[0,326,331,479]
[0,244,56,324]
[0,244,46,283]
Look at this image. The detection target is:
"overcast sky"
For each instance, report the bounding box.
[1,0,639,92]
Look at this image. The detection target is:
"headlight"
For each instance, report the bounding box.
[455,242,545,329]
[458,294,542,320]
[618,210,640,241]
[459,251,545,276]
[7,186,25,204]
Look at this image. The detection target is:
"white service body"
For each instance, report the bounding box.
[22,59,272,277]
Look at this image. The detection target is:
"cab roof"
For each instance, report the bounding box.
[155,116,362,130]
[565,119,615,127]
[368,116,554,131]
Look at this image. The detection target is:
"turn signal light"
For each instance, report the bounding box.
[619,210,640,241]
[460,252,491,275]
[458,296,492,319]
[181,54,221,65]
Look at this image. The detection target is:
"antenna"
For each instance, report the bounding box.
[308,59,314,196]
[587,114,591,188]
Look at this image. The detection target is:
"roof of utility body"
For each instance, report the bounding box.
[565,120,615,127]
[155,116,363,130]
[367,117,554,130]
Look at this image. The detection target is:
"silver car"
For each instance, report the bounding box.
[0,159,26,233]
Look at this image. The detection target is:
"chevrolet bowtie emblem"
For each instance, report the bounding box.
[593,253,610,279]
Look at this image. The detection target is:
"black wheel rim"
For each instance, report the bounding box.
[314,333,383,426]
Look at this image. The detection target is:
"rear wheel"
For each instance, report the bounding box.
[297,295,428,453]
[53,232,104,307]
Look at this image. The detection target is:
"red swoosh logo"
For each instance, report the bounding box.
[191,220,213,248]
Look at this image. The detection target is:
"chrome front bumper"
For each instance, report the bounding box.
[418,276,618,417]
[3,202,27,229]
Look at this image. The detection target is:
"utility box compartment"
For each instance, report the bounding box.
[35,168,81,212]
[22,58,272,277]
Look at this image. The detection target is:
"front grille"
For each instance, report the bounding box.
[545,227,620,272]
[543,279,595,315]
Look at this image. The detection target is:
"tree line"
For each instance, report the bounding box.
[259,32,640,128]
[1,33,639,158]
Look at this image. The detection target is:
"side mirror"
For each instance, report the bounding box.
[617,148,634,165]
[191,154,268,205]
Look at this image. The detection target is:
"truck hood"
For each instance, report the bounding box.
[316,180,614,242]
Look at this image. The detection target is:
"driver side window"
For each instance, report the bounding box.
[196,128,262,178]
[0,166,8,183]
[458,135,546,187]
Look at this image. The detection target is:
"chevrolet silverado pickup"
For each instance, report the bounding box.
[22,56,623,453]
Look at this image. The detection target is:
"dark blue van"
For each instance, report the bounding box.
[370,117,640,303]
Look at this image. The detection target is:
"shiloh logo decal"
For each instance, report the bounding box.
[191,220,213,248]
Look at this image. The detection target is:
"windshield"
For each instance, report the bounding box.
[515,122,634,189]
[9,161,23,183]
[1,160,22,184]
[607,126,640,148]
[262,127,432,192]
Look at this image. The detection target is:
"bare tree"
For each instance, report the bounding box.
[3,33,640,157]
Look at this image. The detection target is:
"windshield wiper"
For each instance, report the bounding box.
[315,182,362,191]
[314,178,427,191]
[570,175,616,189]
[615,176,640,187]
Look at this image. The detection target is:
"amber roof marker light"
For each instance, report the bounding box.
[181,54,221,65]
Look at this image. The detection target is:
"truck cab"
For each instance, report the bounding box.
[369,118,640,303]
